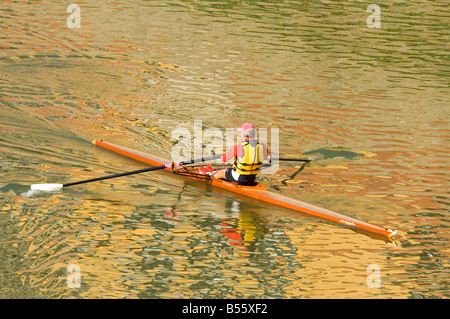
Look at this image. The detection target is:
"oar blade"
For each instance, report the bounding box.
[30,184,64,192]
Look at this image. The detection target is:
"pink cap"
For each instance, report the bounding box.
[241,123,255,134]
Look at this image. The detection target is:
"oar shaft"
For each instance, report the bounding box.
[63,165,167,188]
[63,154,223,188]
[180,154,222,165]
[277,157,312,162]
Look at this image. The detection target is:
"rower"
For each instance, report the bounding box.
[198,123,269,185]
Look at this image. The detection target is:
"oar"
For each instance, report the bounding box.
[267,156,316,164]
[30,154,222,192]
[279,157,312,162]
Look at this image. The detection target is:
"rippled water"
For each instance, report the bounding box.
[0,1,448,299]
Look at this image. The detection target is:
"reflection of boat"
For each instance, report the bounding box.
[92,140,397,240]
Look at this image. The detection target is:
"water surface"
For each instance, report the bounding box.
[0,0,448,299]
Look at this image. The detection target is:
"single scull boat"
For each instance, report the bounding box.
[92,139,397,240]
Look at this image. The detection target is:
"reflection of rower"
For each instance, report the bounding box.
[221,201,267,255]
[198,123,269,185]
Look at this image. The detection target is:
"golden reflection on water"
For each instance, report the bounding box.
[0,0,448,299]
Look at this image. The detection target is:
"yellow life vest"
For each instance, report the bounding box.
[233,140,263,176]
